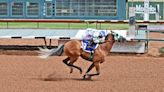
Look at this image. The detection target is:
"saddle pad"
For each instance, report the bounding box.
[81,40,99,53]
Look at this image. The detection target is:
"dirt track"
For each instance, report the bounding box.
[0,55,163,92]
[0,32,163,92]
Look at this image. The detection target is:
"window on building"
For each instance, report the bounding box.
[0,2,8,16]
[56,0,71,16]
[12,2,23,16]
[46,2,52,16]
[55,0,117,17]
[27,2,39,16]
[95,0,117,16]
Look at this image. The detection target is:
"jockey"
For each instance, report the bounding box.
[82,28,108,48]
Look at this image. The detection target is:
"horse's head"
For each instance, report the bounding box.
[105,32,115,43]
[105,31,126,43]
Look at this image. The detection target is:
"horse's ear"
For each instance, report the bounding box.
[111,30,114,34]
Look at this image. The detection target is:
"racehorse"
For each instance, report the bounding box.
[38,31,126,79]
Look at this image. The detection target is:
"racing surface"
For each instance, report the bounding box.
[0,32,163,92]
[0,55,163,92]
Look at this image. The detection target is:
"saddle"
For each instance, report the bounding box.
[81,40,99,53]
[81,40,99,61]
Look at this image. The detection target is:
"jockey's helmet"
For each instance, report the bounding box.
[86,28,95,35]
[99,30,106,37]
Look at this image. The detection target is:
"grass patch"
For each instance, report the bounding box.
[9,22,38,28]
[0,22,8,28]
[0,22,129,30]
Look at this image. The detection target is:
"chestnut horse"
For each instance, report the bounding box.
[38,31,125,79]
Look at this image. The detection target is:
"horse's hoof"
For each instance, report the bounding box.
[70,68,73,73]
[83,75,86,79]
[83,75,92,80]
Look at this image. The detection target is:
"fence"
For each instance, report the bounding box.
[0,19,164,53]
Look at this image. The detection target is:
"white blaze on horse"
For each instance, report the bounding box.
[38,31,126,79]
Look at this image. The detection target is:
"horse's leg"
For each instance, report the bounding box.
[63,57,82,74]
[43,57,69,79]
[63,57,70,65]
[68,58,82,74]
[89,62,100,76]
[63,57,73,73]
[83,62,100,79]
[83,63,95,79]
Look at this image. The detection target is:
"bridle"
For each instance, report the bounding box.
[104,33,115,43]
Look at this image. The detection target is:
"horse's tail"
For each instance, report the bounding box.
[38,44,64,59]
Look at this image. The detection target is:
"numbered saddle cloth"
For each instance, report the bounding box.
[81,40,99,53]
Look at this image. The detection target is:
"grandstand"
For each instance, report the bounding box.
[0,0,127,20]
